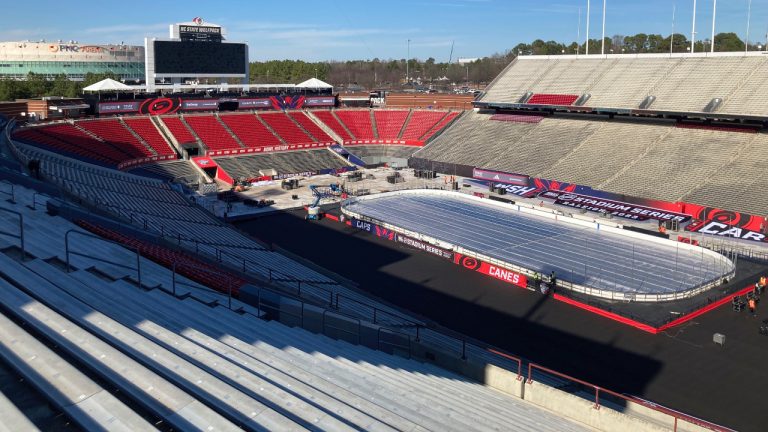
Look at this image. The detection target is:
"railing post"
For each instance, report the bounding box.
[373,308,377,324]
[297,280,301,296]
[268,268,272,281]
[228,280,232,310]
[594,387,601,410]
[242,258,246,273]
[18,213,24,261]
[415,325,420,342]
[172,262,177,296]
[64,229,71,272]
[461,339,467,360]
[136,247,142,288]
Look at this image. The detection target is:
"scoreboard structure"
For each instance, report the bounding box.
[145,18,248,90]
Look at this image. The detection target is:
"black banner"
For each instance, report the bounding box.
[539,190,690,223]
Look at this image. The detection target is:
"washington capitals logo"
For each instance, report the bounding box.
[532,178,577,193]
[374,226,395,240]
[270,96,306,110]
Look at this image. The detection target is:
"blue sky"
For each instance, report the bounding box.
[2,0,768,61]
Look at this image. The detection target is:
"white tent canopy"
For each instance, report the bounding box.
[82,78,133,92]
[296,78,333,89]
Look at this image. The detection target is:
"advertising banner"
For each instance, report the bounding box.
[237,98,273,109]
[539,190,690,223]
[452,253,528,288]
[684,204,767,242]
[349,218,396,240]
[182,99,220,111]
[472,168,529,186]
[98,101,141,114]
[303,96,336,107]
[395,234,453,260]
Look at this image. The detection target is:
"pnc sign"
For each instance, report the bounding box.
[49,44,105,53]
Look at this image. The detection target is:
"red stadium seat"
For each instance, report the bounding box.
[160,116,198,144]
[373,110,409,139]
[219,113,283,148]
[335,110,375,139]
[123,117,177,156]
[259,112,313,145]
[312,110,354,141]
[527,94,579,105]
[400,111,447,140]
[289,111,334,142]
[184,115,242,151]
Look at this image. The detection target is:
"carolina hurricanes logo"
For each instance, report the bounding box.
[48,44,59,52]
[192,17,204,25]
[460,256,480,270]
[695,207,751,228]
[139,97,181,115]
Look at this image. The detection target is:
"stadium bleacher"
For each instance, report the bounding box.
[415,109,768,216]
[289,111,334,142]
[481,55,768,115]
[214,149,349,179]
[0,182,592,432]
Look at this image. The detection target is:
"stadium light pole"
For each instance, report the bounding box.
[406,39,411,84]
[711,0,717,53]
[586,0,591,55]
[691,0,697,53]
[746,0,752,53]
[671,3,676,55]
[601,0,607,55]
[577,7,581,55]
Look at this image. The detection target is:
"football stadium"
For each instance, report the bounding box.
[1,4,768,432]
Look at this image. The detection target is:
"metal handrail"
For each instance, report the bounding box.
[64,229,141,288]
[171,260,238,310]
[0,180,15,203]
[0,207,24,259]
[527,363,735,432]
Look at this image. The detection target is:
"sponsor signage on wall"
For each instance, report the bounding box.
[539,190,691,223]
[303,96,336,107]
[98,101,141,113]
[182,99,220,110]
[453,253,528,288]
[395,234,453,260]
[472,168,529,186]
[237,98,273,109]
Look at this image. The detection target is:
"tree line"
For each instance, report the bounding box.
[0,32,759,101]
[0,72,119,101]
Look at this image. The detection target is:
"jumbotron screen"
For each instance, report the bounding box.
[153,40,246,75]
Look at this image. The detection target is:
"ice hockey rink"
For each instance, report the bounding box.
[342,190,735,301]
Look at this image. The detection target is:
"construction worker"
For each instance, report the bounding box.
[749,297,757,315]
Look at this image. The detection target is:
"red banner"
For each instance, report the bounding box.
[452,253,528,288]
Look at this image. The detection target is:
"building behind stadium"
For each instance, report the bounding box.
[0,41,144,81]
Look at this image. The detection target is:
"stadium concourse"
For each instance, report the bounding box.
[3,51,768,432]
